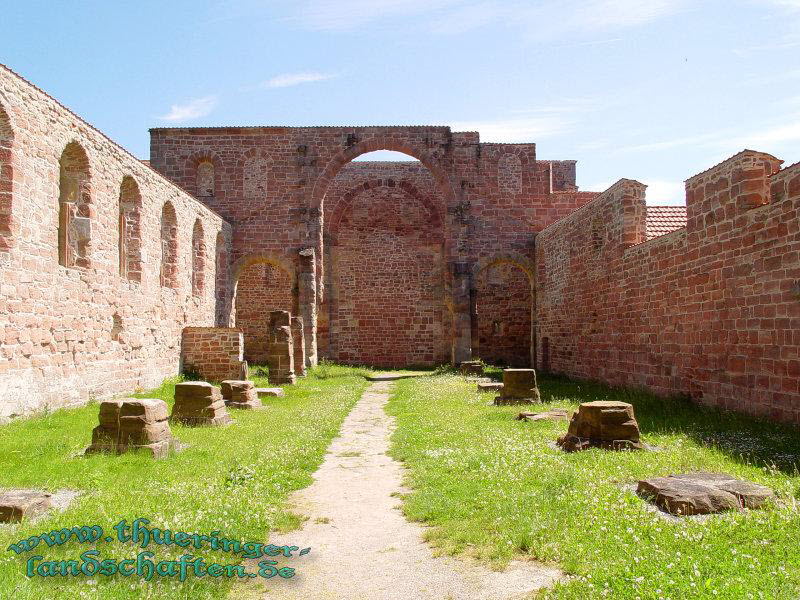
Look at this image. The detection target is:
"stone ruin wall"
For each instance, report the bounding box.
[321,162,448,367]
[0,65,231,421]
[149,127,595,368]
[536,151,800,424]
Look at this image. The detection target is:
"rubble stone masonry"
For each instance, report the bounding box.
[536,151,800,424]
[0,65,230,421]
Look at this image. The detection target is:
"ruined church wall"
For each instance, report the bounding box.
[536,152,800,424]
[0,65,231,421]
[149,129,595,366]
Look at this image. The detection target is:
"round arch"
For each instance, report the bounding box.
[0,98,15,247]
[310,137,456,213]
[184,151,224,199]
[471,252,536,368]
[230,253,298,364]
[326,176,444,244]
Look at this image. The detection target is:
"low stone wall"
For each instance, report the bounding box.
[181,328,246,383]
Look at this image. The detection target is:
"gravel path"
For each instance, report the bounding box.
[258,377,562,600]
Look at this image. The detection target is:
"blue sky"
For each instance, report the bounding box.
[2,0,799,204]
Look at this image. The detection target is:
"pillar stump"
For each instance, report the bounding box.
[459,360,484,376]
[86,398,174,458]
[171,382,232,426]
[494,369,541,405]
[268,310,296,385]
[291,316,307,377]
[557,401,643,451]
[221,380,263,410]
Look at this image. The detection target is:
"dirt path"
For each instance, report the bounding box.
[257,378,562,599]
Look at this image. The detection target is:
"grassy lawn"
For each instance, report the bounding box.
[387,372,800,599]
[0,363,371,599]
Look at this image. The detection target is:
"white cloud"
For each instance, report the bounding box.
[159,96,218,122]
[263,71,337,88]
[295,0,463,31]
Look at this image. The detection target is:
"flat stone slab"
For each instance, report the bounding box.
[366,373,427,382]
[256,387,285,398]
[637,473,774,515]
[0,490,53,523]
[494,396,538,406]
[478,382,504,393]
[516,410,570,422]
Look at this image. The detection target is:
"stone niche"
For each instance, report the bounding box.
[85,398,174,458]
[557,400,642,451]
[221,380,263,410]
[494,369,541,405]
[171,382,233,426]
[637,473,774,515]
[268,311,296,385]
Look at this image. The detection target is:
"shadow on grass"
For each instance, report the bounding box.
[536,372,800,475]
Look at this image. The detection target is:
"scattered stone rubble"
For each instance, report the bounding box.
[637,473,774,515]
[171,382,232,426]
[85,398,174,458]
[557,400,643,451]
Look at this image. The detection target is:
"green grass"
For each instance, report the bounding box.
[387,372,800,599]
[0,363,371,599]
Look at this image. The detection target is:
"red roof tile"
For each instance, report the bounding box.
[646,205,687,240]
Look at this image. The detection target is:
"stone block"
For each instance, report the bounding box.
[460,361,484,376]
[637,473,774,515]
[0,490,53,523]
[557,401,643,451]
[516,410,569,422]
[256,387,285,398]
[171,382,232,426]
[478,382,503,393]
[86,398,174,458]
[221,380,262,410]
[268,311,296,385]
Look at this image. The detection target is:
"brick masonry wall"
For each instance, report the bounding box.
[536,151,800,424]
[322,162,448,366]
[0,65,231,421]
[181,327,245,382]
[474,261,532,367]
[234,262,295,364]
[149,129,595,366]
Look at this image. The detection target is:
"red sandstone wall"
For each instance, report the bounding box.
[181,327,245,382]
[536,151,800,424]
[474,262,532,367]
[149,129,594,366]
[321,162,448,366]
[234,262,295,364]
[0,65,231,421]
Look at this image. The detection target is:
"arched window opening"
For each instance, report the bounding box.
[196,160,215,197]
[160,202,179,288]
[58,142,92,268]
[0,103,13,248]
[118,176,142,281]
[214,232,229,326]
[191,219,205,297]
